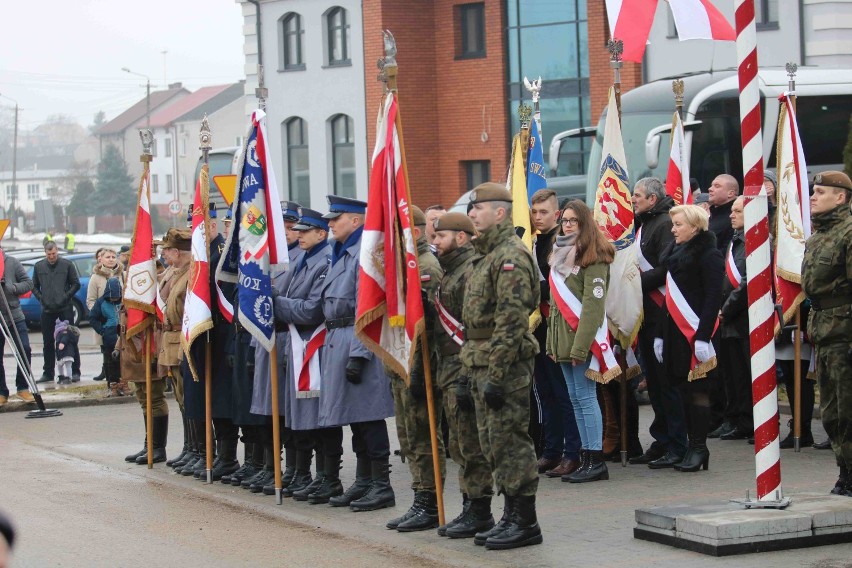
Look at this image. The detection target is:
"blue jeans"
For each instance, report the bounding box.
[535,352,581,460]
[561,361,603,451]
[0,318,32,396]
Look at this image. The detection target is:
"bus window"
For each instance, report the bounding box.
[767,95,852,172]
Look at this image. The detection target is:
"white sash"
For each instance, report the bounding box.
[665,272,717,380]
[288,323,326,398]
[726,242,742,289]
[635,227,666,307]
[434,288,464,346]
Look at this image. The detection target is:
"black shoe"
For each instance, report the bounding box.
[135,447,166,464]
[779,430,814,449]
[71,374,81,383]
[484,495,543,551]
[282,449,314,497]
[674,445,709,472]
[329,457,371,507]
[446,497,494,539]
[125,446,147,463]
[307,456,344,505]
[249,470,275,493]
[562,449,589,482]
[36,374,53,384]
[629,446,666,465]
[708,422,735,439]
[813,439,832,450]
[293,475,325,501]
[567,450,609,483]
[437,495,469,537]
[387,492,424,530]
[720,427,752,441]
[350,459,395,512]
[647,451,684,469]
[396,491,439,532]
[474,495,509,546]
[831,465,848,495]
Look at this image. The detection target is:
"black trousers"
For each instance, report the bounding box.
[41,307,80,377]
[350,420,390,460]
[720,336,754,432]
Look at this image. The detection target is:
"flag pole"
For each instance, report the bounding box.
[608,39,629,467]
[139,129,155,470]
[270,345,283,505]
[200,120,215,483]
[379,30,445,526]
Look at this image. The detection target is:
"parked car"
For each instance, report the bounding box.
[19,252,97,328]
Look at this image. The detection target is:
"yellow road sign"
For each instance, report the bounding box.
[213,175,237,206]
[0,219,10,241]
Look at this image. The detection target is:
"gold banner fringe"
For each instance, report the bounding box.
[688,356,717,381]
[586,365,622,385]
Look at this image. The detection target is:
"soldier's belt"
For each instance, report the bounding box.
[326,316,356,329]
[162,324,178,332]
[811,294,852,311]
[464,326,494,340]
[439,343,461,356]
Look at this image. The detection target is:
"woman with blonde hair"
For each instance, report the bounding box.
[87,248,123,382]
[546,200,617,483]
[654,204,724,472]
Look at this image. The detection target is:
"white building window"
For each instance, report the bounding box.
[27,184,39,200]
[164,138,172,157]
[284,117,310,206]
[326,7,351,66]
[5,185,16,200]
[281,12,305,70]
[179,137,187,157]
[152,174,159,193]
[756,0,779,29]
[166,174,174,196]
[330,114,355,198]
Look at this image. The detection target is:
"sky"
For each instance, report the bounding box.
[0,0,245,130]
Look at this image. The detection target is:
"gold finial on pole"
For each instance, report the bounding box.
[672,79,685,120]
[200,115,212,164]
[518,102,533,164]
[607,38,624,125]
[140,129,154,164]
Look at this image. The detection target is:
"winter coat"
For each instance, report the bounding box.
[656,230,724,382]
[720,230,749,339]
[709,199,734,253]
[156,263,189,372]
[87,262,123,346]
[636,196,675,328]
[1,252,33,324]
[55,326,79,362]
[32,256,80,313]
[89,278,121,350]
[533,226,557,348]
[318,234,394,428]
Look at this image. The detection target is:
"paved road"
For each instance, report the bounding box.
[2,400,852,567]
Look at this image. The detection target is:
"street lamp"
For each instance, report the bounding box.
[0,93,19,239]
[122,67,151,128]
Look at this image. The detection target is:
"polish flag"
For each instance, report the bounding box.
[669,0,735,41]
[665,112,693,205]
[605,0,658,63]
[123,168,158,339]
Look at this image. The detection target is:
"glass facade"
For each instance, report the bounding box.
[506,0,591,177]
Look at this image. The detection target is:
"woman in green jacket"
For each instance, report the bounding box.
[546,200,615,483]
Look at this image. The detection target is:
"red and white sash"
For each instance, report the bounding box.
[665,272,718,379]
[549,268,620,382]
[434,288,464,347]
[725,243,742,289]
[635,227,666,307]
[288,323,326,398]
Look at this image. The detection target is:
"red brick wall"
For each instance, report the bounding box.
[363,0,509,210]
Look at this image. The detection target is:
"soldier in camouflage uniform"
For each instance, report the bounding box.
[802,171,852,496]
[430,212,495,540]
[386,206,446,532]
[460,183,543,550]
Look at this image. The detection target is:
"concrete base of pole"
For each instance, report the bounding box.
[634,493,852,556]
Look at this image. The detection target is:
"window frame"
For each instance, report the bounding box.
[152,174,159,193]
[756,0,779,30]
[27,183,40,200]
[327,7,351,67]
[281,12,306,71]
[456,3,486,60]
[330,114,355,198]
[285,117,311,206]
[463,160,491,190]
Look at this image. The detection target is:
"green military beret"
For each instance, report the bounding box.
[469,182,512,204]
[813,170,852,192]
[410,205,427,226]
[433,212,475,235]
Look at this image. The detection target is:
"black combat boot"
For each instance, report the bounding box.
[780,418,815,449]
[249,445,275,492]
[567,450,609,483]
[167,413,190,467]
[437,494,469,536]
[350,458,395,512]
[281,446,297,487]
[125,415,147,463]
[329,455,370,507]
[173,419,199,470]
[484,495,543,550]
[293,451,326,501]
[235,443,264,486]
[177,420,204,474]
[446,496,495,539]
[308,454,344,504]
[831,463,849,495]
[195,437,218,480]
[188,429,213,477]
[396,491,439,532]
[386,491,424,530]
[211,433,240,481]
[562,449,589,482]
[281,449,313,497]
[223,442,255,484]
[474,494,510,545]
[136,415,168,464]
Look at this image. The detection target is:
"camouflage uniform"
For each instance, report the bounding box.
[461,216,540,497]
[390,235,446,491]
[802,204,852,471]
[434,241,493,498]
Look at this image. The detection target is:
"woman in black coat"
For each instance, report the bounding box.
[655,204,724,472]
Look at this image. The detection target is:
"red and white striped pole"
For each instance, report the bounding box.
[735,0,782,500]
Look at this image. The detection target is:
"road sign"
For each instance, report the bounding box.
[0,219,10,240]
[168,200,182,215]
[213,175,237,206]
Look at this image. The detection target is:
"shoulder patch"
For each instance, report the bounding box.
[592,277,605,284]
[421,274,431,282]
[571,265,581,275]
[593,286,604,299]
[502,262,515,272]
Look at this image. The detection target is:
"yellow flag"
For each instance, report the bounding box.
[509,134,533,250]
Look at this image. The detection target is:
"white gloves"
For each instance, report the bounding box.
[695,340,711,363]
[653,338,664,363]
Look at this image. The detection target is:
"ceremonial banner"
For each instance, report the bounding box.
[181,166,214,380]
[593,88,643,348]
[665,112,693,205]
[355,91,424,382]
[604,0,658,62]
[216,110,288,351]
[526,120,547,202]
[669,0,735,41]
[508,134,533,249]
[123,167,157,338]
[774,92,811,328]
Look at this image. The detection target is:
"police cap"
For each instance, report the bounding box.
[813,170,852,192]
[468,182,512,205]
[324,195,367,219]
[293,208,330,232]
[433,212,475,235]
[282,201,301,222]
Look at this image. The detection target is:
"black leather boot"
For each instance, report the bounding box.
[447,496,495,539]
[562,449,589,482]
[308,454,344,504]
[177,420,204,474]
[437,494,469,536]
[350,459,395,512]
[831,464,849,495]
[167,413,190,467]
[93,352,107,381]
[211,433,240,481]
[173,419,199,470]
[567,450,609,483]
[281,446,297,487]
[674,443,709,471]
[293,451,326,501]
[237,443,265,487]
[136,415,168,464]
[125,415,147,462]
[223,442,256,484]
[484,495,543,550]
[249,445,275,493]
[329,455,370,507]
[195,438,219,480]
[387,491,423,530]
[675,403,710,472]
[281,449,313,497]
[396,491,439,532]
[474,494,509,546]
[187,428,213,477]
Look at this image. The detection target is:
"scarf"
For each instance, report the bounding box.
[331,226,363,266]
[549,233,578,272]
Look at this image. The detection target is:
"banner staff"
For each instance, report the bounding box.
[140,130,155,469]
[199,119,215,483]
[378,30,445,526]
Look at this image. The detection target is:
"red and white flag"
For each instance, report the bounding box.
[605,0,658,62]
[355,91,424,383]
[669,0,735,41]
[665,112,693,205]
[774,92,811,329]
[123,167,158,339]
[181,165,214,380]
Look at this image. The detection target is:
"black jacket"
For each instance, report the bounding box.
[32,257,80,313]
[533,226,557,347]
[709,199,734,252]
[636,196,675,327]
[720,230,748,338]
[1,252,33,324]
[657,230,724,382]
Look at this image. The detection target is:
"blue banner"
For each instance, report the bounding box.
[526,120,547,202]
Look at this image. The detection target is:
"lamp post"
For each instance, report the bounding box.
[122,67,151,129]
[0,93,19,239]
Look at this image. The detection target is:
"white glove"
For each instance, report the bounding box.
[695,340,711,363]
[653,338,664,363]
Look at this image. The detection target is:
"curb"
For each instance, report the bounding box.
[0,390,174,413]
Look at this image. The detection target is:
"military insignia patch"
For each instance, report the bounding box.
[593,286,604,299]
[421,274,431,282]
[502,263,515,271]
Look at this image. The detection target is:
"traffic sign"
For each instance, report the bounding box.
[0,219,9,240]
[168,200,182,215]
[213,175,237,206]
